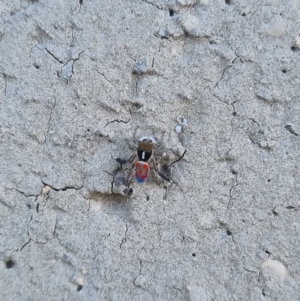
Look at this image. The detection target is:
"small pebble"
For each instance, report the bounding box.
[42,186,51,194]
[175,125,182,133]
[177,117,187,125]
[260,259,287,285]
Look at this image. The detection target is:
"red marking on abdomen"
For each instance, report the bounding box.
[135,161,150,182]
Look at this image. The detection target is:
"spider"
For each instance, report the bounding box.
[114,136,174,185]
[108,136,186,197]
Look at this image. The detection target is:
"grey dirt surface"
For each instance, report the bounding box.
[1,0,300,300]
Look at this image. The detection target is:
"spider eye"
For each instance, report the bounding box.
[148,136,156,143]
[139,136,157,143]
[139,136,149,142]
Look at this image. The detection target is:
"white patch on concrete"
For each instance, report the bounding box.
[260,259,288,285]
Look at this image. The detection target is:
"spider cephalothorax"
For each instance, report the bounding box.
[135,137,155,183]
[137,137,154,162]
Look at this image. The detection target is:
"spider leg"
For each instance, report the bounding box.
[152,156,173,184]
[104,163,125,177]
[128,154,136,163]
[109,153,136,183]
[113,154,136,167]
[107,153,136,196]
[150,158,171,200]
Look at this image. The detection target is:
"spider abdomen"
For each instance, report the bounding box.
[135,161,150,183]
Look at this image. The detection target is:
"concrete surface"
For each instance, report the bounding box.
[1,0,300,300]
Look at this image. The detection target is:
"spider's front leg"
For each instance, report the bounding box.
[106,154,135,176]
[106,154,136,196]
[114,154,136,184]
[114,154,136,168]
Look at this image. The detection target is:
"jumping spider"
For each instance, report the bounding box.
[111,137,185,196]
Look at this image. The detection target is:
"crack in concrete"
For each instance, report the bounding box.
[4,74,7,96]
[83,198,91,214]
[142,0,163,10]
[120,223,128,250]
[215,64,233,88]
[133,260,143,286]
[207,86,236,159]
[286,205,297,210]
[59,50,85,82]
[153,32,170,41]
[19,237,31,251]
[247,117,262,133]
[103,170,120,194]
[0,25,6,43]
[17,211,56,253]
[228,101,237,142]
[6,187,37,198]
[273,204,299,216]
[243,267,257,274]
[41,180,83,192]
[134,74,140,99]
[242,129,271,151]
[218,222,236,244]
[242,129,256,144]
[214,42,242,90]
[0,198,13,209]
[228,171,238,208]
[104,118,131,128]
[214,56,239,89]
[206,86,230,106]
[94,67,113,86]
[1,72,16,98]
[166,284,183,295]
[45,48,63,64]
[33,19,52,42]
[79,0,83,12]
[70,27,75,47]
[70,50,85,72]
[285,125,298,136]
[73,88,80,99]
[152,45,161,68]
[131,65,160,100]
[103,154,135,196]
[42,96,56,144]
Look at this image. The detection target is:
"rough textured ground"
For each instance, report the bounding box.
[1,0,300,300]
